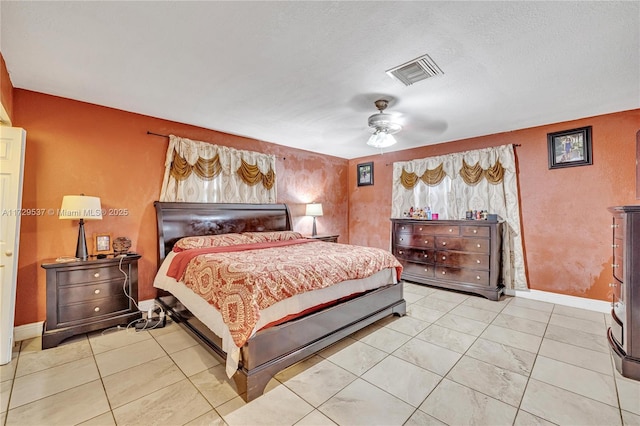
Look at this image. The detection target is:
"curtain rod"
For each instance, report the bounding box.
[147,130,286,160]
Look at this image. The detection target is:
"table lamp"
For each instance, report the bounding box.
[59,195,102,260]
[305,203,323,237]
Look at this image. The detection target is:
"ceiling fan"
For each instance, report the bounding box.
[367,99,402,148]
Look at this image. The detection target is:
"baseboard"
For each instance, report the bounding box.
[14,321,44,342]
[13,300,157,342]
[505,288,610,313]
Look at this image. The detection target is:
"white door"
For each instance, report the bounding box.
[0,127,26,365]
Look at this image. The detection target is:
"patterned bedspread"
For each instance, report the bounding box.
[167,239,403,347]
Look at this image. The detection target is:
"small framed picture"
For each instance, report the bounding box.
[93,233,112,255]
[357,162,374,186]
[547,126,592,169]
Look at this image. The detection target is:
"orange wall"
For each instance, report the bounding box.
[0,52,14,121]
[349,109,640,301]
[13,89,348,326]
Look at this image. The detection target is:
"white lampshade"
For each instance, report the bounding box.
[59,195,103,220]
[305,203,323,217]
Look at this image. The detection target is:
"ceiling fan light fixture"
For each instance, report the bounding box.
[367,129,397,148]
[366,99,401,148]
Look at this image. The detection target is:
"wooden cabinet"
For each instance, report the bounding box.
[607,206,640,380]
[41,255,142,349]
[306,234,339,243]
[391,219,503,300]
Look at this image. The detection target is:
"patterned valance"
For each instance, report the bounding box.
[237,159,276,190]
[459,159,505,185]
[400,163,446,189]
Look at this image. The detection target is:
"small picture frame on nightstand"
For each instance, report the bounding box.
[93,233,112,255]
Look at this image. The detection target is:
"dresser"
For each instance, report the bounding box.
[607,206,640,380]
[391,219,503,300]
[41,255,142,349]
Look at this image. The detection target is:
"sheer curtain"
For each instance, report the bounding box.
[160,135,276,203]
[392,144,527,290]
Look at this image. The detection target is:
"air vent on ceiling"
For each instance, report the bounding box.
[386,54,443,86]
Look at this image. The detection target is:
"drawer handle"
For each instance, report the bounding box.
[399,238,404,242]
[424,240,429,244]
[448,229,453,233]
[612,264,619,268]
[609,283,617,287]
[442,242,447,246]
[418,227,423,231]
[94,272,100,278]
[398,250,403,254]
[476,259,481,264]
[442,271,446,275]
[611,224,619,229]
[94,307,100,312]
[442,256,446,260]
[424,254,428,258]
[476,276,481,280]
[94,289,101,294]
[473,229,477,234]
[477,244,481,248]
[424,268,429,272]
[401,226,405,230]
[612,244,619,248]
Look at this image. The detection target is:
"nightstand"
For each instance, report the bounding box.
[306,234,339,243]
[41,255,142,349]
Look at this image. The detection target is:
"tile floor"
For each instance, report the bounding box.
[1,282,639,425]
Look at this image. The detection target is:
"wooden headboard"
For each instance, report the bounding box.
[154,202,293,263]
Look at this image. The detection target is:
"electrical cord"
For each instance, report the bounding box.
[117,255,166,331]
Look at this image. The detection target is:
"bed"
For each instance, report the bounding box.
[153,201,406,401]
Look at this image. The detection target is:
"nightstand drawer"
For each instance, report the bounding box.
[58,280,126,305]
[59,294,130,323]
[57,265,124,285]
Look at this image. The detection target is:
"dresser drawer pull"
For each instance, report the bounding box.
[442,271,446,275]
[448,228,453,233]
[424,268,429,272]
[609,283,617,287]
[424,240,429,244]
[398,250,403,255]
[612,264,619,268]
[476,276,481,280]
[399,237,404,242]
[94,289,101,295]
[477,244,481,248]
[94,307,100,312]
[612,244,619,248]
[424,254,428,258]
[442,242,447,246]
[401,226,406,230]
[476,259,481,264]
[473,229,477,234]
[611,224,619,229]
[418,227,423,231]
[94,272,100,278]
[442,256,446,260]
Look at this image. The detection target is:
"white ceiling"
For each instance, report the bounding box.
[1,1,638,159]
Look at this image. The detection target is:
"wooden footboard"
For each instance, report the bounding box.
[157,282,405,401]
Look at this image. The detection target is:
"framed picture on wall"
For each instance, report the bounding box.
[357,162,374,186]
[93,233,112,255]
[547,126,592,169]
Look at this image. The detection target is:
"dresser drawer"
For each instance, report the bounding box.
[435,236,490,253]
[58,279,126,305]
[395,247,434,263]
[59,294,130,324]
[461,225,490,237]
[436,266,490,286]
[401,262,435,278]
[429,225,460,236]
[395,234,435,248]
[57,265,124,286]
[437,251,490,269]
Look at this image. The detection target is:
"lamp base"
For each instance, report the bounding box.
[312,217,317,237]
[75,219,88,261]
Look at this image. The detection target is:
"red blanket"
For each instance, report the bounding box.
[167,239,402,347]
